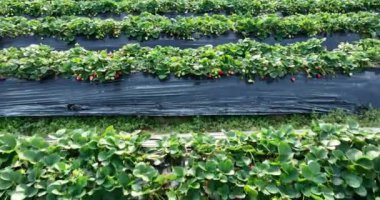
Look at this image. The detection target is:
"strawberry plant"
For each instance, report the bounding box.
[0,122,378,199]
[0,0,379,16]
[0,38,379,81]
[0,12,378,42]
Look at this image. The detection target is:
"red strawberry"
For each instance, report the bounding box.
[89,75,94,81]
[115,73,120,80]
[218,70,224,76]
[76,76,82,81]
[316,74,322,79]
[291,76,296,82]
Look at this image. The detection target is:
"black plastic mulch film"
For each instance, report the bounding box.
[0,32,363,51]
[1,70,380,116]
[0,9,379,116]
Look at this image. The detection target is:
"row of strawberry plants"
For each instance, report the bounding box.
[0,122,378,199]
[1,0,379,17]
[0,38,379,82]
[0,12,378,42]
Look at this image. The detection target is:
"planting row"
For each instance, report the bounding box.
[0,32,364,52]
[0,12,378,42]
[1,0,379,17]
[0,38,379,82]
[0,123,379,199]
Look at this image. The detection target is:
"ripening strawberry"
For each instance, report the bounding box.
[76,76,82,81]
[218,70,224,76]
[291,76,296,82]
[316,66,321,70]
[316,74,322,79]
[89,75,94,81]
[92,72,97,78]
[115,73,120,79]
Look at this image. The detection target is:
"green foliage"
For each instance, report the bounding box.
[1,109,380,136]
[0,0,379,16]
[0,122,379,199]
[0,12,379,42]
[0,38,379,81]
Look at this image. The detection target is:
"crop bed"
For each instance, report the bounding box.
[1,12,378,42]
[1,0,379,16]
[0,122,379,199]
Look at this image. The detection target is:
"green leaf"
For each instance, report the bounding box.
[244,185,258,200]
[158,74,168,80]
[309,161,321,174]
[103,126,116,135]
[173,166,185,182]
[229,187,245,199]
[266,183,279,194]
[301,165,314,180]
[311,194,323,200]
[18,150,41,163]
[327,139,341,149]
[29,136,48,149]
[301,161,325,183]
[98,149,116,162]
[356,157,373,170]
[11,192,25,200]
[343,173,362,188]
[332,177,343,185]
[280,163,298,183]
[0,134,17,153]
[118,172,131,188]
[42,154,60,166]
[166,191,176,200]
[374,157,380,172]
[155,174,176,185]
[0,169,22,183]
[133,162,158,182]
[310,147,328,159]
[217,183,229,199]
[346,149,362,161]
[205,160,217,172]
[13,185,38,198]
[278,142,293,162]
[0,179,12,190]
[76,175,88,188]
[185,189,201,200]
[267,165,281,176]
[219,159,234,174]
[354,186,367,197]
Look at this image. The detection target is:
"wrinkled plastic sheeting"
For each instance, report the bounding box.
[1,69,380,116]
[0,33,362,51]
